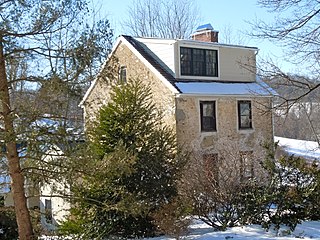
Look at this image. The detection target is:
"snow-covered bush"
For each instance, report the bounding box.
[257,152,320,232]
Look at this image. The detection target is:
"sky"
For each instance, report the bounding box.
[92,0,299,74]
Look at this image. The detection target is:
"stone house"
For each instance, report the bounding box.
[81,24,276,181]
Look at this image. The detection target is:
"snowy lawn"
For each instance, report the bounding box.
[40,221,320,239]
[144,220,320,240]
[275,136,320,161]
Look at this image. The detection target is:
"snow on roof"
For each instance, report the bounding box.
[176,80,276,96]
[275,136,320,161]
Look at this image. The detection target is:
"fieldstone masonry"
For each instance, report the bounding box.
[84,42,177,131]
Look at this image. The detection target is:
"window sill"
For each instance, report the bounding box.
[238,128,254,133]
[200,130,217,136]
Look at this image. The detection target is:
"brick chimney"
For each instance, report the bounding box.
[191,23,219,43]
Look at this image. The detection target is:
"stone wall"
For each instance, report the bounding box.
[83,42,177,131]
[176,95,274,176]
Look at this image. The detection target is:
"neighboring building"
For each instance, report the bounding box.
[39,146,71,231]
[81,24,276,180]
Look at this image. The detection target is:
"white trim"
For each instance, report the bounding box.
[178,39,258,51]
[178,45,220,80]
[79,78,97,107]
[236,99,255,133]
[198,98,218,134]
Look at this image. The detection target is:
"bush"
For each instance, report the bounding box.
[256,154,320,232]
[152,197,192,239]
[180,143,320,233]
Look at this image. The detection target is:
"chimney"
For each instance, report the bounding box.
[191,23,219,43]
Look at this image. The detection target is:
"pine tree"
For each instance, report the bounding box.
[62,79,186,239]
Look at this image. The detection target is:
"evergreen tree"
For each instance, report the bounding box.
[62,79,186,239]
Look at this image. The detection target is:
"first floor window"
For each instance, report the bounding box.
[200,101,216,132]
[203,153,219,185]
[238,100,252,129]
[240,151,254,181]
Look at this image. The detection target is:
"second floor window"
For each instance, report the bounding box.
[180,47,218,77]
[238,101,252,129]
[119,66,127,83]
[200,101,216,132]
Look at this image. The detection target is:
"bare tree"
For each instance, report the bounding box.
[250,0,320,143]
[122,0,201,39]
[219,24,248,45]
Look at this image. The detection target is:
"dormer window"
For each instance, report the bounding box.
[180,47,218,77]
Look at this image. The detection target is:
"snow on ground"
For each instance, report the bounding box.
[275,136,320,161]
[144,220,320,240]
[40,221,320,240]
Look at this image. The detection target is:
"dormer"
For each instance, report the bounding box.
[175,40,257,82]
[128,24,258,83]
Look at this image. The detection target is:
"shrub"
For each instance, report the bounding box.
[152,197,192,239]
[257,153,320,232]
[180,143,320,233]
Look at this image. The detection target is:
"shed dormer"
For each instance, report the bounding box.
[133,24,258,83]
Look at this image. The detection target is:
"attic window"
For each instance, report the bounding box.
[119,66,127,83]
[180,47,218,77]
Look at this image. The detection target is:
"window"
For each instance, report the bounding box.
[180,47,218,77]
[203,153,219,185]
[119,66,127,83]
[240,151,254,181]
[45,199,52,223]
[238,101,252,129]
[200,101,216,132]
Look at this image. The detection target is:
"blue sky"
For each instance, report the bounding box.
[93,0,298,74]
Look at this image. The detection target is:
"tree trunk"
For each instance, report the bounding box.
[0,35,34,240]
